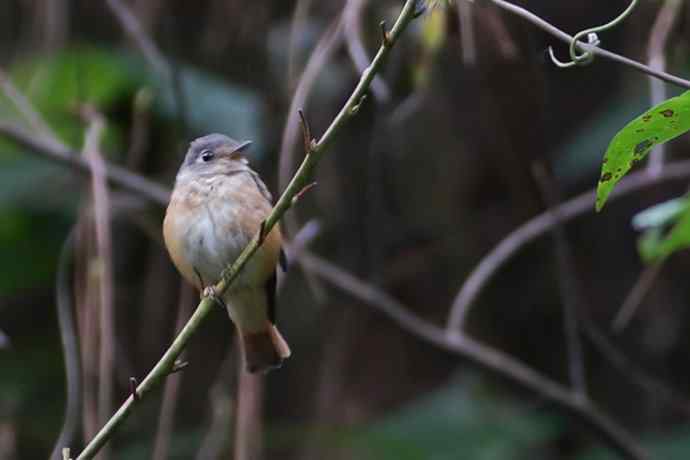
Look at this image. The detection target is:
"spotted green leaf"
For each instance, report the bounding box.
[596,90,690,211]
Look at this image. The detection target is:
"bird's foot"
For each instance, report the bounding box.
[195,268,227,310]
[202,285,227,310]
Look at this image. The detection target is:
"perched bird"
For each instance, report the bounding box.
[163,134,290,373]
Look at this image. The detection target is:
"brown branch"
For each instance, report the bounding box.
[50,228,82,460]
[612,262,664,333]
[532,163,586,397]
[0,122,170,205]
[646,0,682,174]
[0,68,60,144]
[447,159,690,331]
[103,0,169,78]
[81,108,115,460]
[278,17,344,302]
[152,284,195,460]
[581,316,690,416]
[299,250,650,460]
[233,348,264,460]
[456,0,477,65]
[195,351,236,460]
[75,213,99,446]
[278,16,344,196]
[344,0,391,102]
[478,6,519,60]
[287,0,316,91]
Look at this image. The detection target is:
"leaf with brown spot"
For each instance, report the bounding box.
[596,90,690,211]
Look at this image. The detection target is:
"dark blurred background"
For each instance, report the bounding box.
[3,0,690,459]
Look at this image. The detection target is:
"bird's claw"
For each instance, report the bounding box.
[202,286,227,310]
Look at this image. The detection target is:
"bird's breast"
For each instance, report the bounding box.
[164,174,274,289]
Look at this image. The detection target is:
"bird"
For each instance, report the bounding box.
[163,133,290,373]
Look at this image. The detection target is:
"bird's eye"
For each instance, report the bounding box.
[200,149,214,162]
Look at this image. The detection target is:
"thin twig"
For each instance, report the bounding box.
[126,87,154,170]
[485,0,690,89]
[195,351,236,460]
[446,158,690,332]
[278,16,344,302]
[75,215,99,445]
[287,0,315,91]
[646,0,682,176]
[152,284,195,460]
[298,251,650,460]
[50,228,82,460]
[478,5,518,60]
[0,122,170,205]
[456,0,477,66]
[581,316,690,416]
[0,68,61,145]
[103,0,169,78]
[612,262,664,333]
[278,17,344,196]
[532,164,586,398]
[344,0,391,102]
[82,109,115,458]
[75,2,420,458]
[233,346,263,460]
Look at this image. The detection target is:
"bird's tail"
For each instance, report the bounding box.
[241,323,291,374]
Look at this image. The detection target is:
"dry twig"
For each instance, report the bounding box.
[646,0,682,175]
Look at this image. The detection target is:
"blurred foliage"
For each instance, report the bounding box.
[155,65,265,158]
[578,427,690,460]
[635,195,690,263]
[350,377,561,460]
[413,6,447,87]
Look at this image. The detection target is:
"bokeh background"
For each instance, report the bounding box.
[3,0,690,459]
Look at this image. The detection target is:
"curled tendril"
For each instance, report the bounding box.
[548,0,639,68]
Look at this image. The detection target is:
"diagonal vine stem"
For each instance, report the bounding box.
[74,1,420,458]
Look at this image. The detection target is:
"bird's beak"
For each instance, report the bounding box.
[235,140,252,153]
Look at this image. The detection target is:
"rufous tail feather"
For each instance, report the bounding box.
[241,322,291,373]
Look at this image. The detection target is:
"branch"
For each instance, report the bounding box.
[532,164,586,397]
[298,251,650,460]
[103,0,169,78]
[0,68,60,143]
[646,0,682,175]
[278,15,344,302]
[447,159,690,331]
[81,109,116,456]
[485,0,690,89]
[0,122,170,206]
[344,0,391,102]
[151,284,195,460]
[50,228,82,460]
[74,2,420,458]
[612,262,664,333]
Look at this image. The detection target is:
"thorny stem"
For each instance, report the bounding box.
[74,1,419,458]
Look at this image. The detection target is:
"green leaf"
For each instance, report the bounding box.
[635,195,690,263]
[596,91,690,211]
[632,197,687,230]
